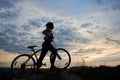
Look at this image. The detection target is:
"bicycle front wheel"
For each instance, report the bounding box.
[51,48,71,69]
[11,54,35,78]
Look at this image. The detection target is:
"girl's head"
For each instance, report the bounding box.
[46,22,54,29]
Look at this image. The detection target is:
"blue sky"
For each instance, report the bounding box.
[0,0,120,67]
[34,0,99,17]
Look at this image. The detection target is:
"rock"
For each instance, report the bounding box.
[60,71,82,80]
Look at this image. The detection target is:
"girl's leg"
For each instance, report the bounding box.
[37,42,48,69]
[49,45,57,69]
[37,48,48,69]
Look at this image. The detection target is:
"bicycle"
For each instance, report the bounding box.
[11,45,71,78]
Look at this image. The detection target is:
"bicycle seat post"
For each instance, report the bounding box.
[31,48,35,53]
[27,46,37,53]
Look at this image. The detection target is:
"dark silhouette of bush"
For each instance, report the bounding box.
[68,65,120,80]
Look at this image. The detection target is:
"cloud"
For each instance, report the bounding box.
[0,0,93,54]
[105,37,120,45]
[112,3,120,11]
[94,53,120,62]
[0,0,19,20]
[80,23,92,28]
[78,48,103,53]
[0,0,14,8]
[0,49,19,67]
[95,0,103,5]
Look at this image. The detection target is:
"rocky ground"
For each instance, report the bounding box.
[12,69,82,80]
[1,65,120,80]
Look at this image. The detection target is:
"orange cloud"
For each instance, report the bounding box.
[0,49,19,67]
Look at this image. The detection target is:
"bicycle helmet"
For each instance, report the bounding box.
[46,22,54,29]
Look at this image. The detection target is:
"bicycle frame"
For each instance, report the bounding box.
[21,48,41,66]
[22,46,62,68]
[11,47,71,78]
[30,49,42,61]
[30,48,61,61]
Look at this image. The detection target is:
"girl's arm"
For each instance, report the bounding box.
[42,30,54,39]
[42,30,48,36]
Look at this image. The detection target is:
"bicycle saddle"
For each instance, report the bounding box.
[27,46,37,49]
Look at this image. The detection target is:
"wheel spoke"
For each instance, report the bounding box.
[11,54,35,78]
[52,48,71,69]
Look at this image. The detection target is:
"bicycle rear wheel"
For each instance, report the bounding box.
[51,48,71,69]
[11,54,35,78]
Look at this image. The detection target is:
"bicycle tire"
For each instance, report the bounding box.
[11,54,36,78]
[50,48,71,69]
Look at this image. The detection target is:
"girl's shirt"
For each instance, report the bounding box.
[42,29,54,42]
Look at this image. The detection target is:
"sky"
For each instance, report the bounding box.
[0,0,120,67]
